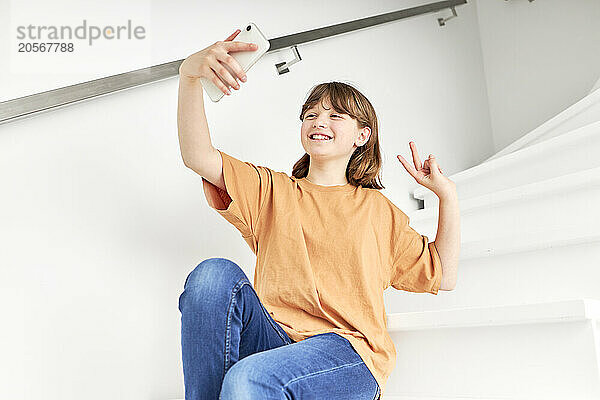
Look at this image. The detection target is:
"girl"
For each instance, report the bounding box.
[177,29,459,400]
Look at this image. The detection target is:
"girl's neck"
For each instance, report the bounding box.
[305,176,348,186]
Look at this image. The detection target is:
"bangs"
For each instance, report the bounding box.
[300,83,364,122]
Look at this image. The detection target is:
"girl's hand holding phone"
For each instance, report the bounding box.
[179,29,258,96]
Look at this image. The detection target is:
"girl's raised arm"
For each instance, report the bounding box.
[177,29,257,191]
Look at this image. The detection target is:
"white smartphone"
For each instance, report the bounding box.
[200,23,270,102]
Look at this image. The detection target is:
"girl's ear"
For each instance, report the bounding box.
[356,127,371,147]
[362,127,372,143]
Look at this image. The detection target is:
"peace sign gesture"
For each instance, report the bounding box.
[397,142,456,198]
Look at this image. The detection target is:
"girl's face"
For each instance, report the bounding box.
[300,97,370,159]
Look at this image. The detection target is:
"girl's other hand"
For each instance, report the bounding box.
[397,141,456,198]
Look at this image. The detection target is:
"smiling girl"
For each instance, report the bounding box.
[177,29,460,400]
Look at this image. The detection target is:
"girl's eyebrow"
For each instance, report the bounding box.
[306,109,341,114]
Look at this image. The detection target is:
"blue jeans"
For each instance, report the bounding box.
[178,257,381,400]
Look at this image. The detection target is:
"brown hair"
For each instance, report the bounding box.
[292,81,384,190]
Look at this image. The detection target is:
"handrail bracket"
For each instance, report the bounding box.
[275,45,302,75]
[438,6,458,27]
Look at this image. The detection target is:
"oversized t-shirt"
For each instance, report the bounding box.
[201,150,442,399]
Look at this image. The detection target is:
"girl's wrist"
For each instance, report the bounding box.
[437,186,458,200]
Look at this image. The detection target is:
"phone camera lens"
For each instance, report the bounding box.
[246,25,251,31]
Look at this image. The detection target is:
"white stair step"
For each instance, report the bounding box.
[386,298,600,331]
[408,166,600,260]
[413,120,600,209]
[384,299,600,399]
[483,86,600,163]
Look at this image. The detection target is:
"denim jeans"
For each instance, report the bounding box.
[178,257,381,400]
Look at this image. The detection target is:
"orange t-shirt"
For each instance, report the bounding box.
[201,150,442,398]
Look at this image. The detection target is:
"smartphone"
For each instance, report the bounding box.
[200,23,270,102]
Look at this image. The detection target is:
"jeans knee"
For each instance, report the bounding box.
[220,361,284,400]
[179,258,249,314]
[183,257,247,290]
[220,364,247,399]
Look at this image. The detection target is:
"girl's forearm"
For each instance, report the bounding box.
[177,75,216,169]
[433,191,460,289]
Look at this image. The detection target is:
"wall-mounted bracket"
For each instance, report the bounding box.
[437,6,458,27]
[275,45,302,75]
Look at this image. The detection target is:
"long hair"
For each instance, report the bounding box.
[292,81,384,190]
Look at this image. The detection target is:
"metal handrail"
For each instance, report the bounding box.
[0,0,467,125]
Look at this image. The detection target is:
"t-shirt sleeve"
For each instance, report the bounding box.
[201,149,273,249]
[389,208,443,294]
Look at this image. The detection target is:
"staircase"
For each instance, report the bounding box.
[384,87,600,399]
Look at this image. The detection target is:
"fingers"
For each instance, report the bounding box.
[204,39,257,96]
[218,51,249,86]
[208,58,239,94]
[422,158,430,171]
[218,41,257,90]
[397,154,418,179]
[428,155,444,174]
[409,142,422,170]
[225,29,241,41]
[223,41,259,53]
[213,53,243,90]
[207,64,232,95]
[400,149,445,180]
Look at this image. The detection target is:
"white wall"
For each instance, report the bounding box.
[0,1,492,399]
[474,0,600,153]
